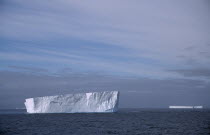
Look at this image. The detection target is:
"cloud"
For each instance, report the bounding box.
[1,0,210,81]
[1,0,210,63]
[0,46,181,79]
[127,90,152,94]
[170,68,210,78]
[8,65,48,73]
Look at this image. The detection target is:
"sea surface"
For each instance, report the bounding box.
[0,108,210,135]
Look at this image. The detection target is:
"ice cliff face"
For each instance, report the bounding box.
[25,91,119,113]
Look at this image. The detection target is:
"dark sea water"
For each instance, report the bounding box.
[0,109,210,135]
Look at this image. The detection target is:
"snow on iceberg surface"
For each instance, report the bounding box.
[24,91,119,113]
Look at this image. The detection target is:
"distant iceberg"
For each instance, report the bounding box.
[25,91,119,113]
[169,106,203,109]
[193,106,203,109]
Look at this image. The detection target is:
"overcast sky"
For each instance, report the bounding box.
[0,0,210,109]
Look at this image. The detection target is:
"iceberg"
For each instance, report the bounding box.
[24,91,119,113]
[169,106,203,109]
[169,106,194,109]
[193,106,203,109]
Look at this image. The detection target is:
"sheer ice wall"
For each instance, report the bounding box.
[25,91,119,113]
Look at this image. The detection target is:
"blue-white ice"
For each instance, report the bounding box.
[25,91,119,113]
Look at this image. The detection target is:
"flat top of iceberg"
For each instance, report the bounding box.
[26,91,119,99]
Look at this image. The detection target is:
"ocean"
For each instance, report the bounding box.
[0,109,210,135]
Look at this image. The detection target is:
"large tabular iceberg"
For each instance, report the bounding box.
[25,91,119,113]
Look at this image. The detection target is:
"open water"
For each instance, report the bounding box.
[0,109,210,135]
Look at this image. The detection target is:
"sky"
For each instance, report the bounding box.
[0,0,210,109]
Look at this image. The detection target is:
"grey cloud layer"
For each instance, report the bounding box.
[170,68,210,78]
[8,65,48,73]
[1,0,210,80]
